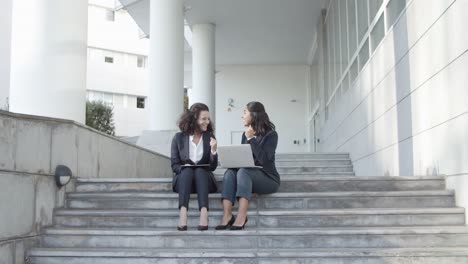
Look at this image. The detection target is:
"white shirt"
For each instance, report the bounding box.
[189,135,204,163]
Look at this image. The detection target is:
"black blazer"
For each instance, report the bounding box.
[171,131,218,193]
[242,130,280,185]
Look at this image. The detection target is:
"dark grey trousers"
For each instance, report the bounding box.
[175,167,210,210]
[221,168,279,205]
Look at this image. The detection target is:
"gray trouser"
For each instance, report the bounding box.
[176,167,210,211]
[221,168,279,205]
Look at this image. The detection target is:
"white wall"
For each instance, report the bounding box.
[88,4,149,55]
[0,0,13,111]
[9,0,88,123]
[316,0,468,217]
[86,5,194,137]
[215,65,309,153]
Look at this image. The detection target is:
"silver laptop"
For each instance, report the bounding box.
[217,145,262,169]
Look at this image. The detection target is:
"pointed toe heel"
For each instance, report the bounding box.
[177,225,188,231]
[215,215,235,230]
[229,217,248,231]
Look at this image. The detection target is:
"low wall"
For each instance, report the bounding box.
[0,110,171,263]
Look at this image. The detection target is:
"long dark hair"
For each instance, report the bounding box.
[246,101,275,136]
[177,103,214,135]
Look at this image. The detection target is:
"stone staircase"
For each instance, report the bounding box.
[27,153,468,263]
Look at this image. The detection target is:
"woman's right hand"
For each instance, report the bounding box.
[245,125,256,139]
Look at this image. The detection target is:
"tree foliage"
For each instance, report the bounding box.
[86,101,115,136]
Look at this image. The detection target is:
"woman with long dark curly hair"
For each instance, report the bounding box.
[216,101,280,230]
[171,103,218,231]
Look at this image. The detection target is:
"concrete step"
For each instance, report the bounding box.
[275,159,352,166]
[27,247,468,264]
[53,208,465,228]
[275,152,350,160]
[66,190,456,210]
[40,226,468,249]
[215,171,357,177]
[75,176,446,193]
[214,165,354,175]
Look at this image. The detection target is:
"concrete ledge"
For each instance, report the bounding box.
[0,110,171,179]
[0,110,172,262]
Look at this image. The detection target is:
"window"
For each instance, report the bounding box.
[137,97,145,109]
[350,58,359,83]
[339,0,349,75]
[342,72,351,93]
[104,56,114,63]
[137,56,146,68]
[358,38,370,71]
[105,10,115,22]
[369,0,383,23]
[347,0,358,60]
[102,93,113,105]
[356,0,369,42]
[371,15,385,52]
[386,0,407,30]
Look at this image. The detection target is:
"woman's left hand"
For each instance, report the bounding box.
[210,137,217,153]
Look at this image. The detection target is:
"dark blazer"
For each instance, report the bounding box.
[242,130,280,185]
[171,131,218,193]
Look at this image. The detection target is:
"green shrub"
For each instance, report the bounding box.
[86,101,115,136]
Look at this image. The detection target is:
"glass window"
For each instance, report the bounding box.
[347,0,358,59]
[102,93,113,105]
[339,0,349,75]
[371,15,385,52]
[359,38,370,71]
[350,58,359,83]
[332,1,341,85]
[342,72,351,93]
[369,0,383,23]
[92,92,103,102]
[328,5,337,93]
[356,0,369,43]
[113,94,124,107]
[137,97,145,109]
[104,57,114,63]
[386,0,407,30]
[137,56,146,68]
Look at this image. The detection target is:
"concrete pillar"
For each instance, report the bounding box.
[148,0,185,130]
[191,23,216,121]
[9,0,88,123]
[0,0,13,111]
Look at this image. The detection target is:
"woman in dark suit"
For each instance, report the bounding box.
[216,101,280,230]
[171,103,218,231]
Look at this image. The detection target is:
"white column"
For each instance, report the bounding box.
[0,0,13,111]
[191,23,216,121]
[148,0,185,131]
[9,0,88,123]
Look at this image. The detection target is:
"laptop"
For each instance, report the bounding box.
[217,145,262,169]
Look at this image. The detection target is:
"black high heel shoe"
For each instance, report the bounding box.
[215,215,235,230]
[197,225,209,231]
[229,217,248,230]
[177,225,187,231]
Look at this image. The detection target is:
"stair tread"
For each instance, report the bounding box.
[27,247,468,257]
[54,207,465,216]
[76,175,445,183]
[67,190,455,198]
[43,226,468,236]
